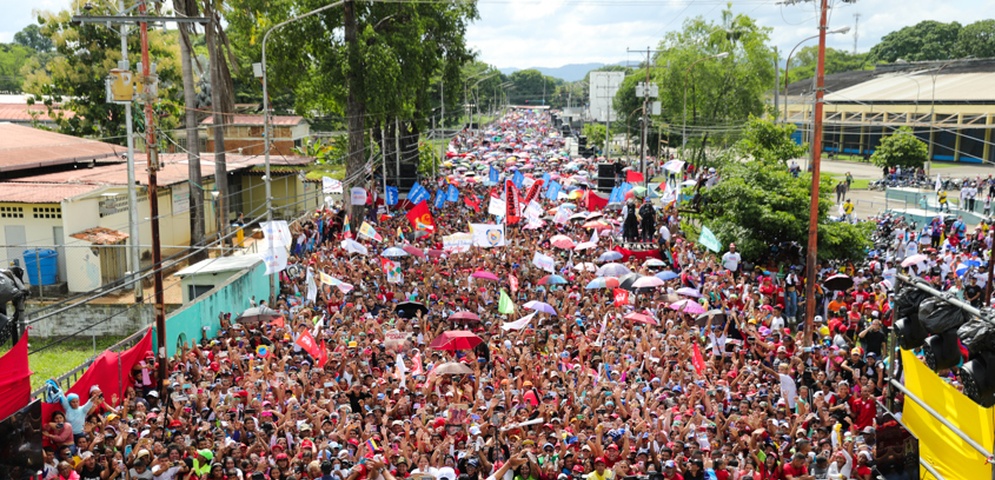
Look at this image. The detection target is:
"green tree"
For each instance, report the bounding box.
[0,43,34,93]
[869,20,962,63]
[13,24,54,52]
[700,160,870,263]
[957,19,995,59]
[22,0,183,142]
[507,69,561,106]
[785,46,869,85]
[735,115,806,164]
[582,123,606,152]
[870,126,928,170]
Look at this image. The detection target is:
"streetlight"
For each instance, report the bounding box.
[682,52,729,154]
[262,0,347,302]
[782,26,850,123]
[464,71,498,128]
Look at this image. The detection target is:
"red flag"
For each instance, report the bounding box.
[509,273,519,293]
[270,315,286,329]
[692,343,707,377]
[411,352,424,375]
[464,194,481,213]
[406,201,435,232]
[295,330,322,359]
[317,339,329,369]
[613,288,629,307]
[523,179,544,205]
[626,170,645,184]
[505,180,521,225]
[584,190,609,212]
[0,331,31,421]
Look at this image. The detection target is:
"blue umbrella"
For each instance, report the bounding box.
[598,251,624,263]
[381,247,409,258]
[656,271,680,281]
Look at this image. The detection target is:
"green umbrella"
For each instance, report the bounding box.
[631,186,648,197]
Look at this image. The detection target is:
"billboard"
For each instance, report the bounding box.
[589,71,625,123]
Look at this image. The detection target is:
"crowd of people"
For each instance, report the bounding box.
[43,109,894,480]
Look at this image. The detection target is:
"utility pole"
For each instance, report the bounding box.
[116,0,142,302]
[773,46,780,121]
[641,47,650,188]
[853,13,860,54]
[74,4,210,396]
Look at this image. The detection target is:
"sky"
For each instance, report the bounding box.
[1,0,991,71]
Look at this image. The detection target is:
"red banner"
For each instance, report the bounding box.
[613,288,629,307]
[464,194,481,213]
[0,332,31,421]
[295,330,322,359]
[584,190,609,212]
[405,201,435,232]
[523,179,544,205]
[317,339,329,369]
[505,180,520,225]
[626,170,645,184]
[509,273,519,293]
[692,343,707,377]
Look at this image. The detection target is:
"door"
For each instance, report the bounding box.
[3,225,26,271]
[53,226,66,283]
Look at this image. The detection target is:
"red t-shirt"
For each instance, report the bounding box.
[781,462,808,479]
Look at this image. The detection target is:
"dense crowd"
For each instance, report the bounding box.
[43,109,897,480]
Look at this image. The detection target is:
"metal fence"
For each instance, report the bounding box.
[29,326,148,399]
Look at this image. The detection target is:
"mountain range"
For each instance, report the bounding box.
[498,61,638,82]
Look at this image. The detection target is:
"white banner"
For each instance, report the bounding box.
[260,238,289,275]
[172,183,190,214]
[470,223,507,248]
[260,220,293,247]
[488,196,506,217]
[501,311,536,331]
[323,176,343,194]
[384,329,408,348]
[305,267,318,304]
[532,252,556,273]
[350,187,368,205]
[524,201,543,222]
[443,232,473,252]
[553,206,571,225]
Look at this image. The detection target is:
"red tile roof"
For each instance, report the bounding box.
[70,226,129,245]
[0,182,102,203]
[201,114,305,126]
[0,104,75,123]
[0,123,125,173]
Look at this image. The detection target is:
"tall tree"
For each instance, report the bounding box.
[203,0,237,240]
[173,0,206,261]
[13,24,54,52]
[869,20,962,63]
[785,46,869,85]
[0,43,33,93]
[957,19,995,59]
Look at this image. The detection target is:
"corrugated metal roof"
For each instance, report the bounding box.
[70,226,129,245]
[0,182,102,203]
[0,123,125,173]
[201,115,305,126]
[826,72,995,103]
[175,254,262,276]
[0,104,74,123]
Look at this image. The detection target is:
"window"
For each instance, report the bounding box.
[188,284,214,301]
[0,206,23,218]
[33,207,62,219]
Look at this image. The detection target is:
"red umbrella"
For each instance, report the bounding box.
[449,311,480,322]
[624,312,658,325]
[429,331,483,351]
[403,245,426,258]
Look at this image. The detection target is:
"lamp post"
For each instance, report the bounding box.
[682,52,729,154]
[262,0,347,302]
[783,26,850,123]
[463,71,498,127]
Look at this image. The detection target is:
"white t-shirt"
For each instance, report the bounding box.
[722,251,742,272]
[778,373,798,409]
[658,225,671,242]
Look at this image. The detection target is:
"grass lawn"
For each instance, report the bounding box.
[0,336,125,391]
[305,163,346,182]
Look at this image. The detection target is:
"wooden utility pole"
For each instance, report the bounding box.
[205,0,230,245]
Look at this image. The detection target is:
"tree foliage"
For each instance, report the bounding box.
[701,160,869,263]
[786,47,869,85]
[14,24,54,52]
[506,69,561,106]
[735,115,806,164]
[23,0,183,142]
[0,43,33,93]
[869,20,962,63]
[870,126,928,169]
[957,19,995,59]
[581,123,606,151]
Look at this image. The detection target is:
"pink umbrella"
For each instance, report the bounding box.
[669,299,706,315]
[624,312,658,325]
[550,234,576,249]
[402,245,426,258]
[471,270,500,282]
[429,331,483,351]
[427,249,447,258]
[449,311,480,322]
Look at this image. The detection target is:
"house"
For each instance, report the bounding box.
[0,123,319,293]
[202,114,310,156]
[0,94,74,128]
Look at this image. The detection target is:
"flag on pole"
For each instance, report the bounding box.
[447,184,460,203]
[295,330,322,359]
[626,170,645,184]
[385,186,399,206]
[489,165,500,184]
[381,258,403,284]
[358,222,383,242]
[512,170,525,189]
[505,180,521,225]
[406,201,435,232]
[498,289,516,314]
[698,226,722,253]
[613,288,629,307]
[692,343,707,377]
[342,214,352,239]
[317,339,329,368]
[523,179,544,205]
[408,182,431,204]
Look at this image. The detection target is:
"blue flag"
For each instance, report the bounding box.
[434,190,446,210]
[385,186,399,206]
[447,184,459,203]
[512,170,524,190]
[619,182,633,198]
[489,165,499,184]
[408,182,430,205]
[541,172,551,185]
[546,181,562,200]
[608,185,621,203]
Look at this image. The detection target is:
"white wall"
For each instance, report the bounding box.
[589,72,625,123]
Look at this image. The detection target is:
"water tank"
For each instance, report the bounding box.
[23,249,58,286]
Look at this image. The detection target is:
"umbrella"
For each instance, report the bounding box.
[597,251,624,263]
[632,276,666,289]
[413,230,431,239]
[341,239,369,256]
[402,245,426,258]
[449,311,480,322]
[433,362,473,375]
[663,159,685,173]
[550,235,576,249]
[427,249,447,258]
[631,186,648,198]
[574,241,599,251]
[695,309,727,327]
[395,301,428,319]
[569,212,589,221]
[585,277,621,289]
[823,274,854,291]
[676,287,702,298]
[523,300,558,315]
[538,274,568,285]
[472,270,501,282]
[236,305,280,324]
[670,299,706,314]
[624,312,658,325]
[619,273,641,291]
[901,254,928,268]
[656,270,680,281]
[382,247,409,258]
[573,262,598,272]
[643,259,667,268]
[429,331,483,351]
[597,262,632,277]
[583,220,612,231]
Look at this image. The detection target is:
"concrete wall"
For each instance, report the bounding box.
[27,301,155,338]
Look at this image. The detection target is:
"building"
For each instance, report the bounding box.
[0,123,319,293]
[202,114,309,156]
[589,72,625,123]
[0,94,73,128]
[783,58,995,164]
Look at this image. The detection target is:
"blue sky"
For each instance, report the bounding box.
[1,0,989,70]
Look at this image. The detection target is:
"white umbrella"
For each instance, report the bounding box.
[573,262,598,272]
[341,239,368,256]
[382,247,409,258]
[901,254,928,268]
[632,276,666,289]
[597,263,632,278]
[676,287,702,298]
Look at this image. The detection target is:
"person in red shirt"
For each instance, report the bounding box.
[849,388,876,432]
[780,453,814,480]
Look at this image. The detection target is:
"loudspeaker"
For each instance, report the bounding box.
[597,163,615,193]
[397,163,418,191]
[578,135,587,148]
